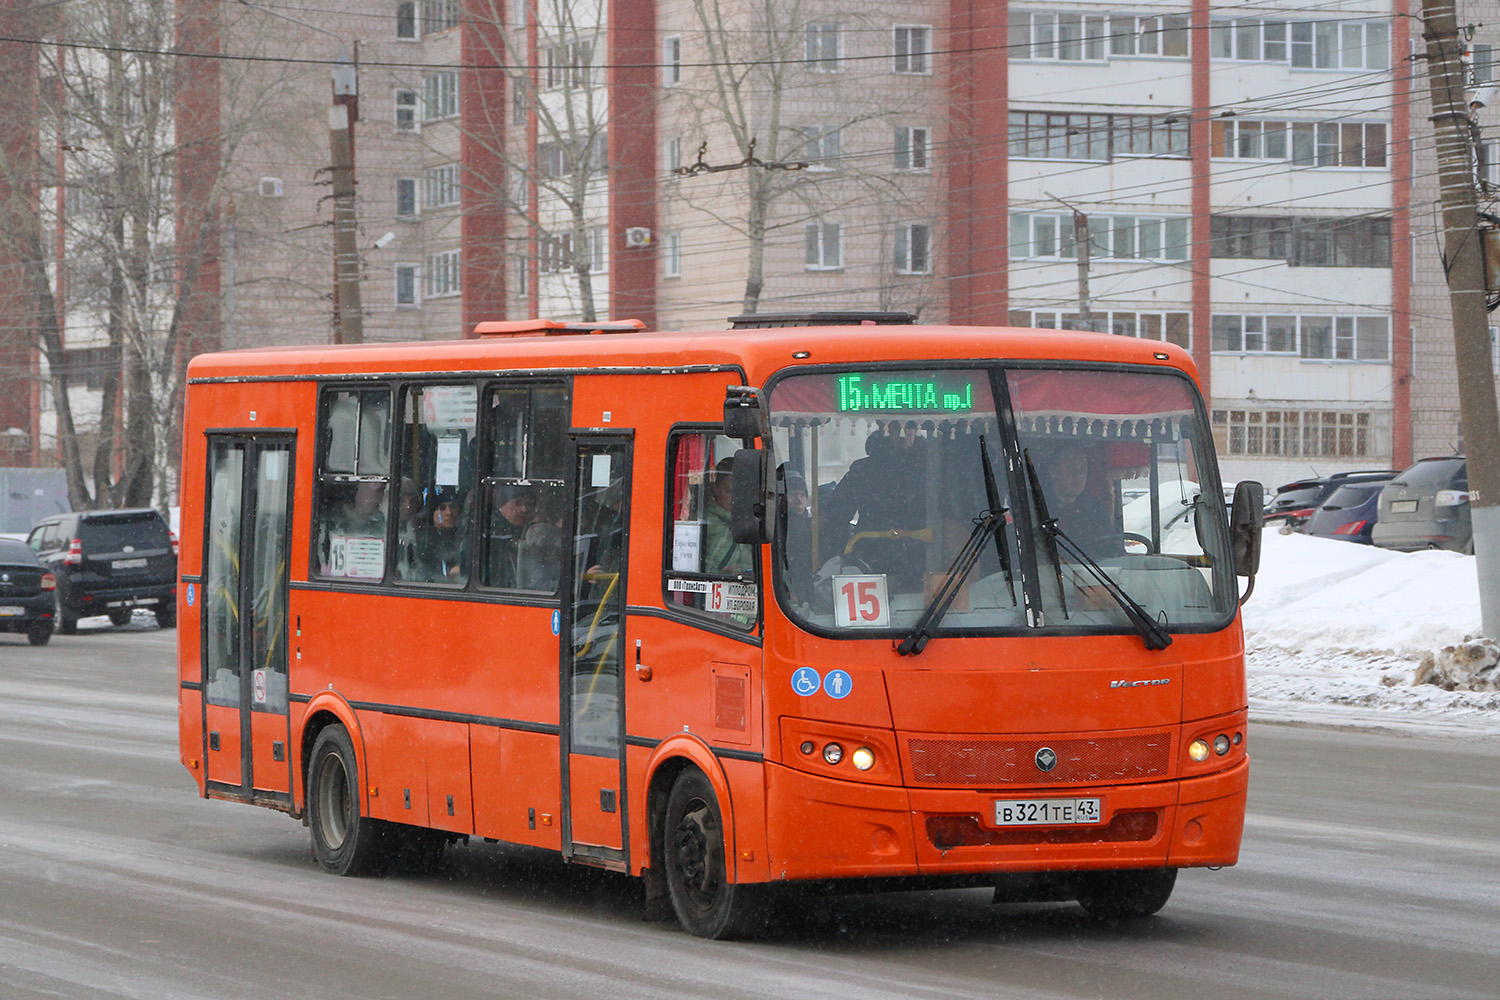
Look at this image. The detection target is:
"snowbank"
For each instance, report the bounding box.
[1244,528,1500,732]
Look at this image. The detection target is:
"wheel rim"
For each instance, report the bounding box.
[315,751,352,850]
[672,796,722,914]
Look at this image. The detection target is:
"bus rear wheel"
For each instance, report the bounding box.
[663,768,770,939]
[1075,867,1177,920]
[307,725,387,876]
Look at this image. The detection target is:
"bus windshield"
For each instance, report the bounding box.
[768,364,1236,638]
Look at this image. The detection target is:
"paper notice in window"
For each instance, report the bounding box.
[435,435,462,486]
[673,521,704,571]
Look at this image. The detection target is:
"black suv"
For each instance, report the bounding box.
[0,537,58,645]
[27,508,178,632]
[1263,470,1400,530]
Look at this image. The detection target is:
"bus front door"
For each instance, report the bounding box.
[201,435,295,808]
[560,435,631,864]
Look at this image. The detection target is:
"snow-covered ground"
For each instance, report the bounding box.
[1245,528,1500,733]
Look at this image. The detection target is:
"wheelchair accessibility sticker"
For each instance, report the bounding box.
[791,667,821,697]
[185,583,195,607]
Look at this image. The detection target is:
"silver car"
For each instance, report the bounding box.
[1371,457,1470,553]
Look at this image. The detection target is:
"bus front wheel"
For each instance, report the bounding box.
[1075,867,1177,920]
[307,725,387,876]
[662,768,771,939]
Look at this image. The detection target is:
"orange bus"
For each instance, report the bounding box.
[177,317,1263,938]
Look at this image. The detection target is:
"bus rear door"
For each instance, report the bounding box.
[561,434,632,864]
[200,434,295,807]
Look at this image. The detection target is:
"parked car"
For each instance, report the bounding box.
[1301,480,1389,544]
[0,537,57,645]
[1372,457,1471,553]
[27,508,178,633]
[1263,470,1400,530]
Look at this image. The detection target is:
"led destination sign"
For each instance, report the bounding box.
[836,373,978,414]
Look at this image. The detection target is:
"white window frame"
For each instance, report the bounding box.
[422,72,458,121]
[421,0,459,35]
[893,25,931,74]
[802,124,841,170]
[394,263,420,306]
[395,89,419,132]
[395,1,418,41]
[664,35,682,86]
[586,226,607,273]
[895,223,931,274]
[423,163,461,209]
[395,177,418,218]
[665,135,681,179]
[540,233,572,273]
[424,249,461,298]
[805,222,842,270]
[664,231,681,278]
[895,125,929,171]
[806,22,841,72]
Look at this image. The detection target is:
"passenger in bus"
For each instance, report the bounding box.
[413,490,469,582]
[704,456,752,576]
[518,485,564,592]
[339,480,387,536]
[1041,441,1120,557]
[486,484,546,589]
[777,467,813,603]
[824,426,926,586]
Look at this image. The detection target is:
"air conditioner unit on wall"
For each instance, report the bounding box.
[625,227,651,248]
[258,177,284,198]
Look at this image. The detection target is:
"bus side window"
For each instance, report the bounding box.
[663,428,755,625]
[313,388,392,581]
[395,383,478,586]
[479,383,569,593]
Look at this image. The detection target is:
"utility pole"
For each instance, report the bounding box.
[237,0,362,343]
[1421,0,1500,639]
[1073,210,1092,332]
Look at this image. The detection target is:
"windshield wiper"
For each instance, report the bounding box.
[1022,450,1172,652]
[897,437,1012,657]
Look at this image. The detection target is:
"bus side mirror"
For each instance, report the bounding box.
[730,448,769,544]
[723,385,767,441]
[1230,480,1263,600]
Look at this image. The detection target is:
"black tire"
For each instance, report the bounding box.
[27,623,52,647]
[108,609,132,627]
[1075,867,1177,920]
[307,725,389,876]
[155,603,176,629]
[663,768,771,939]
[58,612,77,635]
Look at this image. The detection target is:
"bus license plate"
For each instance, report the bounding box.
[1389,500,1418,513]
[0,606,22,617]
[994,798,1102,826]
[112,558,148,570]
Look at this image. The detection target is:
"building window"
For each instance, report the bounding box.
[515,255,529,295]
[585,226,607,273]
[511,77,527,124]
[1213,408,1389,458]
[1209,216,1392,267]
[806,23,840,71]
[893,25,930,74]
[395,177,417,218]
[424,249,461,297]
[1011,308,1191,348]
[1211,120,1386,167]
[1100,13,1190,58]
[894,224,930,274]
[665,135,681,179]
[508,164,528,207]
[1210,313,1389,360]
[1010,212,1189,261]
[395,89,419,132]
[395,264,419,306]
[423,72,458,121]
[1009,110,1189,160]
[1472,43,1494,83]
[422,0,459,34]
[802,125,841,170]
[664,232,681,278]
[423,163,461,208]
[805,222,841,269]
[396,1,417,40]
[1210,18,1389,69]
[540,233,572,273]
[545,39,595,89]
[664,35,682,85]
[895,126,929,171]
[1009,11,1110,61]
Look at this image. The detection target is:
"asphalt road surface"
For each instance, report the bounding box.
[1,619,1497,1000]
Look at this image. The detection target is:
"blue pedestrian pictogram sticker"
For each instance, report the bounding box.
[185,582,195,607]
[551,609,561,636]
[791,667,821,697]
[823,669,853,699]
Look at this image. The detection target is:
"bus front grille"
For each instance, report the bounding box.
[906,733,1172,786]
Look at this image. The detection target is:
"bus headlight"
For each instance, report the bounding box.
[1213,734,1232,756]
[1188,739,1210,762]
[851,746,875,771]
[822,743,844,765]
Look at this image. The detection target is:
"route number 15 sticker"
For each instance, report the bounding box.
[832,574,890,628]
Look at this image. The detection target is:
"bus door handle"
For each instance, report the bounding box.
[634,639,652,681]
